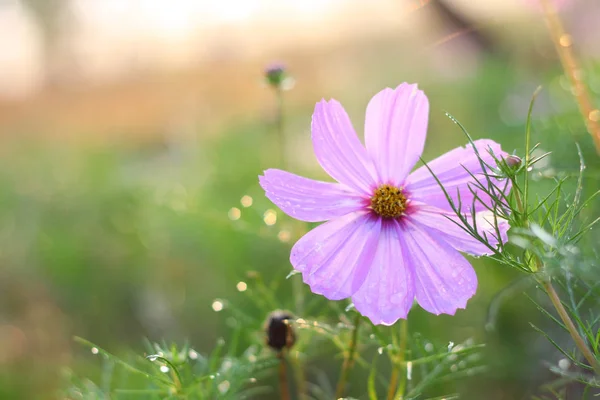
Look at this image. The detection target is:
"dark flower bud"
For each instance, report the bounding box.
[264,63,286,89]
[265,310,295,352]
[504,155,522,169]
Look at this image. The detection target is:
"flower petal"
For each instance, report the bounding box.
[409,204,509,256]
[259,169,366,222]
[406,139,511,212]
[291,212,381,300]
[351,220,414,325]
[402,220,478,315]
[364,83,429,186]
[312,100,377,195]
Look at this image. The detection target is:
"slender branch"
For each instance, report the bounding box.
[512,175,599,374]
[386,367,399,400]
[335,314,362,399]
[387,319,408,400]
[541,279,600,376]
[271,79,306,399]
[272,85,305,315]
[278,353,291,400]
[395,319,409,399]
[275,87,286,167]
[538,0,600,154]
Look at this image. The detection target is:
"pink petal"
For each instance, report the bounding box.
[291,212,381,300]
[403,220,478,315]
[351,219,414,325]
[407,139,510,212]
[312,100,377,195]
[259,169,366,222]
[364,83,429,186]
[409,204,509,256]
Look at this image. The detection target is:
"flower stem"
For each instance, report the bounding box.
[335,313,362,399]
[512,178,599,374]
[541,278,600,375]
[272,85,305,315]
[538,0,600,154]
[275,87,286,168]
[387,319,408,400]
[278,353,291,400]
[271,84,306,399]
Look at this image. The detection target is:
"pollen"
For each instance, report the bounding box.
[370,184,407,218]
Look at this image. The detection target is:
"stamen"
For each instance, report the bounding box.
[370,184,407,218]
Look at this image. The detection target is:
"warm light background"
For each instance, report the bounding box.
[1,0,599,398]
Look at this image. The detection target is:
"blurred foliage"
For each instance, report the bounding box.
[0,35,599,398]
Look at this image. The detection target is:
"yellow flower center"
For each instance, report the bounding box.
[370,184,407,218]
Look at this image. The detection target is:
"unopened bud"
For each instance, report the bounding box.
[504,155,522,169]
[265,310,295,352]
[264,63,286,89]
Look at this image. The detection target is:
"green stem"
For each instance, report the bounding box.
[334,314,362,399]
[386,368,399,400]
[275,87,286,167]
[279,353,291,400]
[387,319,408,400]
[273,85,305,315]
[541,278,600,376]
[513,178,599,374]
[272,84,306,398]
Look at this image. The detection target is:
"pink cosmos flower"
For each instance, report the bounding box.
[259,83,510,325]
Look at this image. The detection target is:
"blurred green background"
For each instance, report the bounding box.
[0,0,599,398]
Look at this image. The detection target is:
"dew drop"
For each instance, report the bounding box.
[91,347,99,355]
[377,347,384,355]
[558,358,570,370]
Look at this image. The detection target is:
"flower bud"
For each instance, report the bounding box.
[504,155,522,169]
[265,63,286,89]
[265,310,295,352]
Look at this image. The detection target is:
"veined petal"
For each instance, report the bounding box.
[312,100,377,195]
[407,139,511,212]
[409,204,509,256]
[403,220,478,315]
[259,169,366,222]
[364,83,429,186]
[351,219,414,325]
[291,212,381,300]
